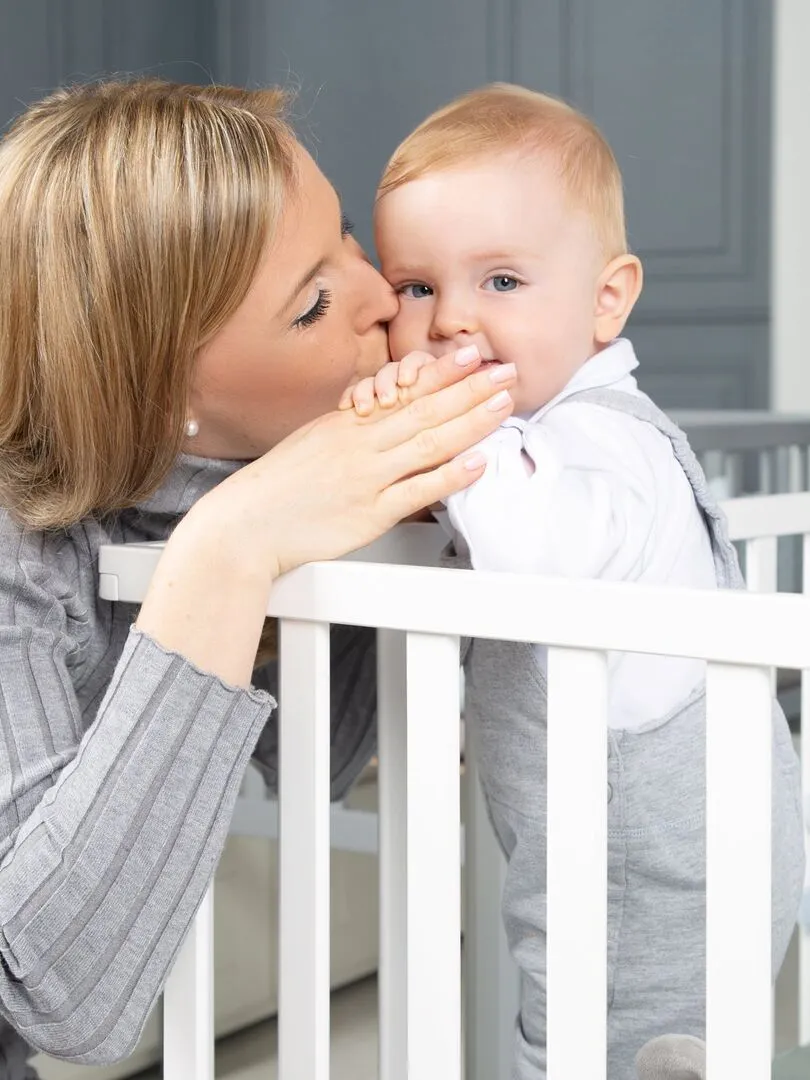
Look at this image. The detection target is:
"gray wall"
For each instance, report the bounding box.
[1,0,773,409]
[216,0,773,410]
[0,0,216,124]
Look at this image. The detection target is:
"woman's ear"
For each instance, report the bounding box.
[594,254,643,345]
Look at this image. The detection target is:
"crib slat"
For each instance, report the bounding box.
[405,632,462,1080]
[162,885,215,1080]
[279,619,332,1080]
[547,647,609,1080]
[788,444,805,493]
[706,663,772,1080]
[464,731,520,1080]
[745,536,778,593]
[776,445,792,495]
[759,448,775,494]
[377,628,408,1080]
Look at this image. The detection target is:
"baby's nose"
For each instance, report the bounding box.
[429,294,480,340]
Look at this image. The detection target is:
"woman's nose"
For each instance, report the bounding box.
[357,261,399,328]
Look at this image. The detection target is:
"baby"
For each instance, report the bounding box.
[343,84,804,1080]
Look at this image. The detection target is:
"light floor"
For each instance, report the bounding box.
[119,930,802,1079]
[133,976,379,1080]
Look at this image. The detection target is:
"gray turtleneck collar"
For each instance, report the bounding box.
[132,453,248,520]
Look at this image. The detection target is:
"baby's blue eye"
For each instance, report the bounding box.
[400,283,433,299]
[488,275,519,292]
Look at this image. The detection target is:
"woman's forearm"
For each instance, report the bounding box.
[0,628,273,1064]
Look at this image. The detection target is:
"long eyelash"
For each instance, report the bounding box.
[295,288,332,329]
[341,214,355,237]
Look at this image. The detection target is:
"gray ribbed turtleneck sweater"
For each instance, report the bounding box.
[0,455,377,1078]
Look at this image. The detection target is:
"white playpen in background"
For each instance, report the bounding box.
[673,412,810,502]
[99,491,810,1080]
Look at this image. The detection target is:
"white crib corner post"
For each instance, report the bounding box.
[405,631,463,1080]
[800,534,810,1045]
[546,647,609,1080]
[706,663,772,1080]
[377,628,409,1080]
[278,618,332,1080]
[162,884,215,1080]
[799,664,810,1047]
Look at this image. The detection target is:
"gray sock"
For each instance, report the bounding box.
[635,1034,706,1079]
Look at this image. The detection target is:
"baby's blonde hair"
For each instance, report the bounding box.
[378,83,627,259]
[0,79,296,529]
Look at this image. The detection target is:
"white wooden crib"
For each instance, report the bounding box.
[99,493,810,1080]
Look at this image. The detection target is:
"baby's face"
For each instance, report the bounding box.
[375,152,605,414]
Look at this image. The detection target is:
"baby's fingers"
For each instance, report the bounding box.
[338,385,356,410]
[352,379,378,417]
[396,350,434,389]
[374,363,402,408]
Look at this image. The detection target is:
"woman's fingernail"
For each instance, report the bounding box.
[486,389,512,411]
[489,362,517,384]
[462,451,487,471]
[455,345,480,366]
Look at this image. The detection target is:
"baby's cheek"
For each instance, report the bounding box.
[386,309,419,363]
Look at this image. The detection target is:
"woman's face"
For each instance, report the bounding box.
[188,145,397,458]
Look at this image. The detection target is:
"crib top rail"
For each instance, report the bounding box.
[100,540,810,670]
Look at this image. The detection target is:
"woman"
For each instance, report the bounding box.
[0,79,516,1077]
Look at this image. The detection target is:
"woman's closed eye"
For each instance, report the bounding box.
[294,288,333,329]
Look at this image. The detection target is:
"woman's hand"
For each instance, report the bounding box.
[209,344,517,577]
[137,345,515,686]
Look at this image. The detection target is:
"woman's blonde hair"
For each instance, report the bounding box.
[377,83,627,259]
[0,78,297,530]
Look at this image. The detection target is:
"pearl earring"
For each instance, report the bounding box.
[185,418,199,438]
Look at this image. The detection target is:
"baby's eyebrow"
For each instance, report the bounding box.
[378,262,427,280]
[382,250,533,281]
[465,249,530,263]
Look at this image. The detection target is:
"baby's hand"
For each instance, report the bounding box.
[338,350,439,417]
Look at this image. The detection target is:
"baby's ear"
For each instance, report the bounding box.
[594,253,643,344]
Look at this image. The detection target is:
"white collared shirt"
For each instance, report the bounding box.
[440,338,717,730]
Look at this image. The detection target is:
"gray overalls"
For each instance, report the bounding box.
[444,388,805,1080]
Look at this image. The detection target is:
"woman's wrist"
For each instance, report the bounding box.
[135,492,280,688]
[180,487,283,585]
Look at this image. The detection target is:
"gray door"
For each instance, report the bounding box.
[1,1,772,410]
[217,0,773,410]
